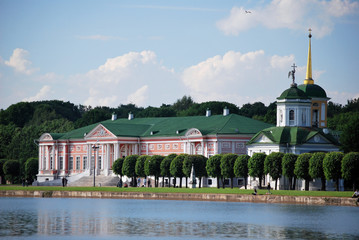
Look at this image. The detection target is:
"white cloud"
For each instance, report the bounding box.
[4,48,38,75]
[22,85,52,102]
[327,91,359,105]
[127,85,149,106]
[217,0,358,38]
[182,50,302,106]
[74,51,181,108]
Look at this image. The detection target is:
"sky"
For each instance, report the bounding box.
[1,0,359,110]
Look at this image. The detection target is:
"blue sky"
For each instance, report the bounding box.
[1,0,358,110]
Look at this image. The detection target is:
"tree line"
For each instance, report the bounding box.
[111,151,359,191]
[0,96,358,184]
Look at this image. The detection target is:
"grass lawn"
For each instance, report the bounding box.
[0,185,352,198]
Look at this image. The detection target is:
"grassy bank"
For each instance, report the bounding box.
[0,185,352,198]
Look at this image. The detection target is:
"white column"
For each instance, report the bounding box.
[51,145,55,170]
[146,143,149,155]
[114,143,119,161]
[232,141,235,153]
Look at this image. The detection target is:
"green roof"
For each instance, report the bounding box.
[54,114,274,140]
[297,84,327,98]
[247,126,339,146]
[277,85,310,100]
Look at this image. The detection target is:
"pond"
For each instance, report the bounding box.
[0,197,358,239]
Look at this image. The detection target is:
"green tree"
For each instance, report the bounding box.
[24,157,38,183]
[194,155,207,188]
[145,155,164,187]
[160,154,176,187]
[122,155,139,187]
[309,152,326,191]
[183,155,207,188]
[3,160,20,184]
[234,154,250,189]
[339,113,359,152]
[220,153,237,188]
[323,152,344,191]
[170,154,186,188]
[0,159,7,184]
[342,152,359,190]
[264,152,284,190]
[294,153,312,191]
[112,157,124,177]
[206,154,223,189]
[136,155,149,178]
[183,155,195,188]
[282,153,298,190]
[248,153,266,188]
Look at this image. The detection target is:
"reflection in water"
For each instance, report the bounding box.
[0,198,358,239]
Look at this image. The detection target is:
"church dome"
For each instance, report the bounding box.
[297,84,327,98]
[277,85,310,100]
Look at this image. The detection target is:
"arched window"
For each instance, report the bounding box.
[289,110,295,120]
[289,110,295,126]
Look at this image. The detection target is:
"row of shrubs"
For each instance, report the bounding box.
[0,157,38,184]
[112,152,359,191]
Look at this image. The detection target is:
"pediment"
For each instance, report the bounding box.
[307,134,331,144]
[85,124,116,139]
[39,133,53,141]
[185,128,202,137]
[253,134,273,143]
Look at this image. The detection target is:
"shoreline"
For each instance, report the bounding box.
[0,190,357,207]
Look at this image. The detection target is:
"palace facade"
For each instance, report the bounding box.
[37,109,272,185]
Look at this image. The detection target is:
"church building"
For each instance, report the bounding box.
[246,30,341,190]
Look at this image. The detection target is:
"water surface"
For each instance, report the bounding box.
[0,197,358,239]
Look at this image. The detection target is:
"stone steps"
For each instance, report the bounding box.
[68,175,120,187]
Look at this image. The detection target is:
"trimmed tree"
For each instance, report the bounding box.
[122,155,139,187]
[234,154,250,189]
[309,152,326,191]
[161,154,176,187]
[0,159,7,184]
[264,152,284,190]
[342,152,359,190]
[195,155,207,188]
[113,157,124,178]
[248,153,266,188]
[136,155,149,178]
[183,155,196,188]
[220,153,237,189]
[145,155,164,187]
[323,152,344,191]
[170,154,187,188]
[282,153,298,190]
[206,154,223,189]
[24,157,38,183]
[3,160,20,184]
[294,153,312,191]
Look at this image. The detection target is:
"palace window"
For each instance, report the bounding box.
[98,156,102,169]
[83,156,87,169]
[76,157,80,170]
[50,157,53,169]
[59,157,63,170]
[69,157,73,170]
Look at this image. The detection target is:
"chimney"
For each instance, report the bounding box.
[111,112,117,121]
[206,108,211,117]
[223,107,229,116]
[128,112,134,120]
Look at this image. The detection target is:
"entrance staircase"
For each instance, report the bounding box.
[68,175,120,187]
